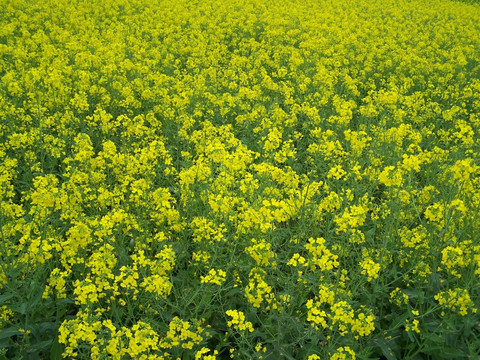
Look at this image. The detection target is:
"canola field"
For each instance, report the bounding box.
[1,0,480,358]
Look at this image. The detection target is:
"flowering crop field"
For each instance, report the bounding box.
[1,0,480,359]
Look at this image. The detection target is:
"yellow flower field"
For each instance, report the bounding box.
[1,0,479,358]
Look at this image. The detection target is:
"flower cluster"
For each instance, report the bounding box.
[225,310,254,333]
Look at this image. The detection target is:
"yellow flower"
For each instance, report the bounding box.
[360,258,380,282]
[435,288,477,316]
[226,310,254,332]
[330,346,356,360]
[378,166,403,187]
[200,268,227,285]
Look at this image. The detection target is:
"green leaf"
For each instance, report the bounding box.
[37,322,58,334]
[423,330,445,344]
[365,227,376,239]
[224,287,241,297]
[391,312,409,328]
[462,316,476,337]
[28,339,53,352]
[50,336,63,360]
[424,319,442,332]
[406,329,416,343]
[403,289,425,303]
[374,339,397,360]
[10,302,28,315]
[0,294,13,305]
[0,326,20,340]
[424,346,467,359]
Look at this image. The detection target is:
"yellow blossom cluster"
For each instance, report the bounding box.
[330,346,356,360]
[225,310,254,333]
[434,288,477,316]
[200,268,227,285]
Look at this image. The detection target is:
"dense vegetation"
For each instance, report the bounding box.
[1,0,479,358]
